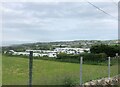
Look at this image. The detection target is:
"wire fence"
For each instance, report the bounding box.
[28,50,118,86]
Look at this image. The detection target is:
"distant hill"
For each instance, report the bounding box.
[2,40,118,52]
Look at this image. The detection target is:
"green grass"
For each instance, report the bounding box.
[2,55,118,85]
[0,54,2,86]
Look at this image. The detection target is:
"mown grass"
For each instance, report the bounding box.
[0,54,2,86]
[2,55,118,85]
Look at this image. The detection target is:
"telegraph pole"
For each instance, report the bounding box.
[29,51,33,87]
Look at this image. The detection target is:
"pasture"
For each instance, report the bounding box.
[2,55,118,85]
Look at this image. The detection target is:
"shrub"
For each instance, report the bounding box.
[62,76,76,87]
[57,53,107,64]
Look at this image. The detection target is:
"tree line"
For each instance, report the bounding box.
[90,44,119,57]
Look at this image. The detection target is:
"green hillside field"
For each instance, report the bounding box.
[2,55,118,85]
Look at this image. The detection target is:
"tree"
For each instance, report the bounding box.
[90,44,119,57]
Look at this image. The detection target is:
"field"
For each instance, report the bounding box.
[2,55,118,85]
[0,54,2,86]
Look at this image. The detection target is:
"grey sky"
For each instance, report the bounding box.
[1,1,118,46]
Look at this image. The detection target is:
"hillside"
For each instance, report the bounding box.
[2,40,118,52]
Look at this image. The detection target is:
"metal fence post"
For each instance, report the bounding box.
[108,57,110,79]
[116,53,118,58]
[29,51,33,87]
[80,56,83,86]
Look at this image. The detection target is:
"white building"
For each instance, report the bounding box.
[54,48,90,54]
[7,47,89,58]
[48,53,57,57]
[25,50,57,57]
[13,52,29,56]
[26,50,42,53]
[33,53,40,57]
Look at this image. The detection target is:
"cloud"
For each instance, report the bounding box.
[1,0,120,3]
[1,2,118,45]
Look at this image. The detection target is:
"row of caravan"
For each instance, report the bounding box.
[6,47,90,58]
[10,51,57,58]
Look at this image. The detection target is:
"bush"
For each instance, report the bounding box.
[57,53,69,59]
[57,53,107,64]
[62,76,76,87]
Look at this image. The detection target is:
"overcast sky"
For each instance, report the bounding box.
[1,1,118,46]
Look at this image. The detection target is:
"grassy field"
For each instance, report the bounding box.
[0,54,2,86]
[2,55,118,85]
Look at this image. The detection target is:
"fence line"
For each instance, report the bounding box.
[80,56,113,85]
[28,52,118,85]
